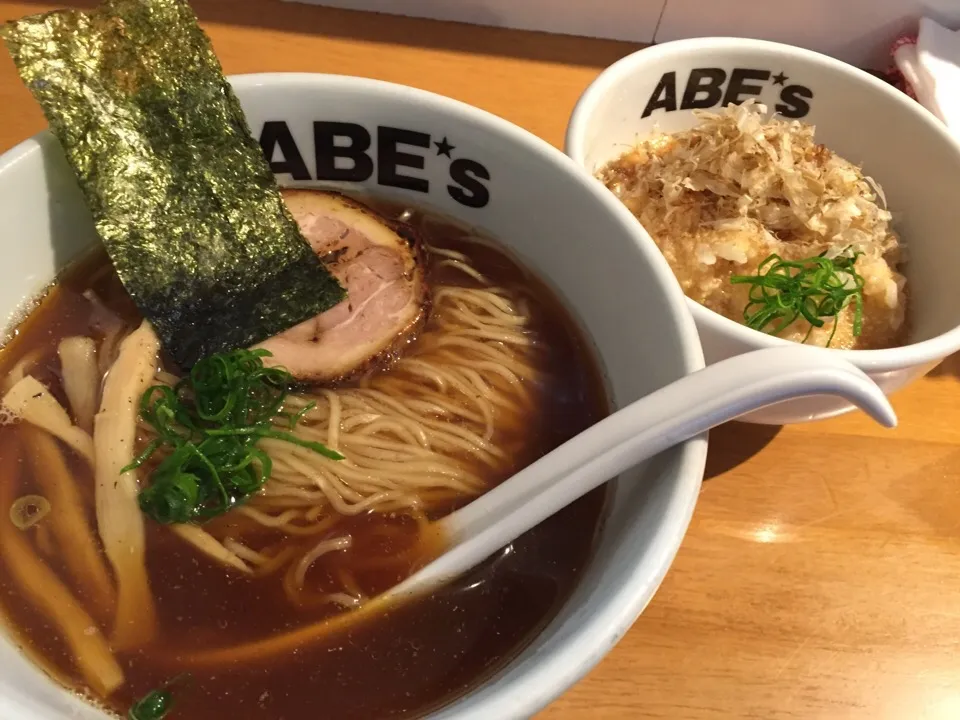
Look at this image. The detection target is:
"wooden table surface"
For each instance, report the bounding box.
[2,2,959,718]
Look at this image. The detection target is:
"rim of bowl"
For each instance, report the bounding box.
[0,72,709,720]
[565,37,960,374]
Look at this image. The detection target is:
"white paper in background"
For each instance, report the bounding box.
[280,0,667,44]
[894,18,960,134]
[655,0,960,69]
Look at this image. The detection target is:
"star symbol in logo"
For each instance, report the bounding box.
[772,72,789,86]
[434,136,455,158]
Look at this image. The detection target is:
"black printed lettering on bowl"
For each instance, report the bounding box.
[258,120,491,208]
[641,67,813,119]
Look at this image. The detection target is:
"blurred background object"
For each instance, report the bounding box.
[893,17,960,134]
[283,0,666,44]
[284,0,960,69]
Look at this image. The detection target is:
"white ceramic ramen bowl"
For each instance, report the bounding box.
[566,37,960,425]
[0,74,708,720]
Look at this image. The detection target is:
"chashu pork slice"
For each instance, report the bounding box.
[255,190,429,382]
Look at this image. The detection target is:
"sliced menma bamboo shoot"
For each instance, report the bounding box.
[1,375,94,464]
[169,524,253,575]
[23,426,116,622]
[94,320,160,650]
[0,431,123,696]
[58,336,99,433]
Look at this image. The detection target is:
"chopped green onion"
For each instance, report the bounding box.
[126,349,342,525]
[729,249,865,347]
[128,674,191,720]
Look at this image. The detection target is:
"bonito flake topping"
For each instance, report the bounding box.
[598,100,907,350]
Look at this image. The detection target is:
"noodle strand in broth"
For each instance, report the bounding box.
[154,245,538,566]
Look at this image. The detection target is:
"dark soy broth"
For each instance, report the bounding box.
[0,197,610,719]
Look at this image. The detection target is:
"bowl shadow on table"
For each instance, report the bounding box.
[703,421,782,481]
[925,350,960,380]
[11,0,642,69]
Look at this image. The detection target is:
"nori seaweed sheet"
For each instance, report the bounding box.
[2,0,345,369]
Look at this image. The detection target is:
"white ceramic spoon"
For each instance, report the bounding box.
[382,346,896,603]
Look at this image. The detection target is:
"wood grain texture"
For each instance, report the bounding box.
[2,2,959,718]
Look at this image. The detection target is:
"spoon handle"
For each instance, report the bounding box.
[387,346,895,599]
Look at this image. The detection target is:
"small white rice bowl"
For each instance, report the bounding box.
[566,37,960,424]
